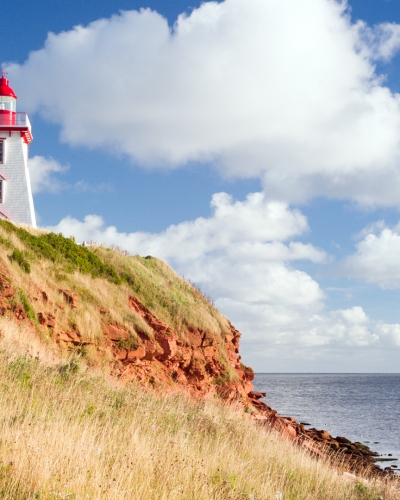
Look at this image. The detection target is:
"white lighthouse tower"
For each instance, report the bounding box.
[0,72,36,227]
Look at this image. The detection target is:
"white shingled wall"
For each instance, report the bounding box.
[0,131,36,227]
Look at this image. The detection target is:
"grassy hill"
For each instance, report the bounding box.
[0,218,248,396]
[0,220,397,499]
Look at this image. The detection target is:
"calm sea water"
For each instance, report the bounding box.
[253,374,400,467]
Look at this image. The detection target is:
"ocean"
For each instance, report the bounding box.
[253,373,400,469]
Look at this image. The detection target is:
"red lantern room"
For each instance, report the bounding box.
[0,71,32,144]
[0,71,17,126]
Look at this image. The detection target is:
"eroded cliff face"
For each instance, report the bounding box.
[0,267,255,401]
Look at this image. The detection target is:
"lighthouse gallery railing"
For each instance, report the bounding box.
[0,113,31,129]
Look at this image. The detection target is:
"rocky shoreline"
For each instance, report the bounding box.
[248,390,399,478]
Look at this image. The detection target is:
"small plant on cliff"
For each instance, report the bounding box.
[354,481,374,498]
[188,279,215,307]
[0,234,12,249]
[16,289,37,326]
[57,359,80,381]
[213,370,234,386]
[8,249,30,273]
[116,336,139,351]
[213,374,228,386]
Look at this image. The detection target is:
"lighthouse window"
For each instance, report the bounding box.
[0,97,16,112]
[0,180,2,203]
[0,141,3,163]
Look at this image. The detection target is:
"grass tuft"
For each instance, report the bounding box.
[9,248,31,274]
[17,288,37,324]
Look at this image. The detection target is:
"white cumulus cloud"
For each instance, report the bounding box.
[29,155,68,194]
[342,221,400,288]
[6,0,400,206]
[356,21,400,61]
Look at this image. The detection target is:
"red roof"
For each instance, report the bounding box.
[0,76,17,99]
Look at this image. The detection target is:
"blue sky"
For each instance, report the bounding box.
[4,0,400,372]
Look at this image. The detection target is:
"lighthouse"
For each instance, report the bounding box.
[0,72,36,227]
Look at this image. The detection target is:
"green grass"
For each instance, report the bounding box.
[8,249,31,274]
[17,288,37,324]
[0,220,120,284]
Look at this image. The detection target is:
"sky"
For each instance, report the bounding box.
[3,0,400,372]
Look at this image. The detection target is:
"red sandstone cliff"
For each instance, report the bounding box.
[0,267,388,477]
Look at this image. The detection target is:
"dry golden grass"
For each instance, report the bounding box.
[0,223,398,498]
[96,248,231,338]
[0,321,398,500]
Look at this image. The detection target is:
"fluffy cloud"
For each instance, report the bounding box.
[376,322,400,347]
[7,0,400,206]
[29,156,112,194]
[224,296,400,372]
[357,21,400,61]
[6,0,400,205]
[47,192,400,370]
[50,191,325,268]
[220,299,388,351]
[342,221,400,288]
[29,155,68,194]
